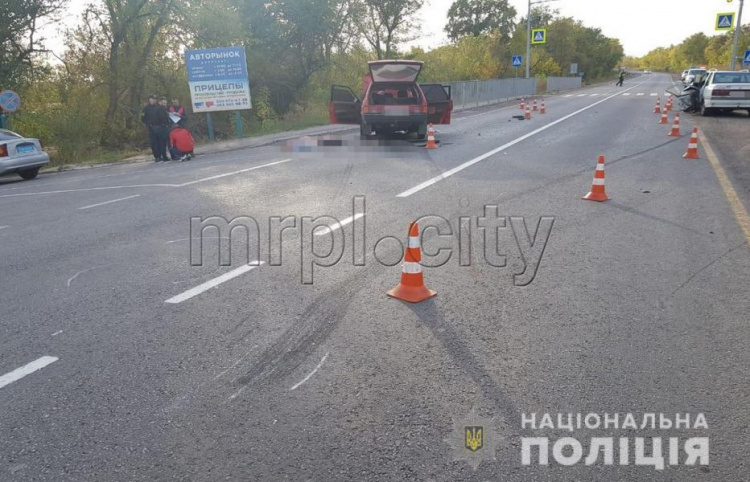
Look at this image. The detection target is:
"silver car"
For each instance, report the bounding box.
[0,129,50,180]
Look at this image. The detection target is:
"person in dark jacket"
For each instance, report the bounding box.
[141,94,170,161]
[616,70,625,87]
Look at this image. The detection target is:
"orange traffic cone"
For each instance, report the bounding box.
[582,155,611,202]
[524,106,532,120]
[532,99,538,112]
[666,95,673,111]
[658,108,668,124]
[387,222,436,303]
[520,99,526,110]
[425,124,437,149]
[682,127,700,159]
[653,97,661,114]
[540,100,546,114]
[668,112,681,137]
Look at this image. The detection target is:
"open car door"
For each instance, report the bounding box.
[329,85,361,124]
[421,84,453,124]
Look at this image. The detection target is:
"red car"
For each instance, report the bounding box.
[329,60,453,139]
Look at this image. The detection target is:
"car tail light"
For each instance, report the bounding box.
[362,104,384,114]
[712,89,730,96]
[0,144,7,157]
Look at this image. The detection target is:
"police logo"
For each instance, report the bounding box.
[464,425,484,452]
[445,407,501,471]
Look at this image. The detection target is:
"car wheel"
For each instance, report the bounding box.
[416,123,427,140]
[18,167,40,180]
[699,101,712,117]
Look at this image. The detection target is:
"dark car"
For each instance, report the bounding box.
[329,60,453,139]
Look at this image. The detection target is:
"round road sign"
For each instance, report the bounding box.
[0,90,21,113]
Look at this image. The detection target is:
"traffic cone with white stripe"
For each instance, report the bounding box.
[540,100,546,114]
[425,124,437,149]
[582,155,610,202]
[520,99,526,110]
[668,112,681,137]
[387,222,436,303]
[653,97,661,114]
[533,99,538,112]
[682,127,700,159]
[524,106,532,120]
[658,108,669,124]
[666,95,673,111]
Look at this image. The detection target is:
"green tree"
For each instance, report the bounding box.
[0,0,66,87]
[445,0,516,42]
[356,0,424,59]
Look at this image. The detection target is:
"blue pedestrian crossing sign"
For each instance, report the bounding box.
[744,49,750,64]
[531,28,547,45]
[715,12,734,30]
[512,55,523,67]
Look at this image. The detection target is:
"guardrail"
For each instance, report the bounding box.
[445,78,538,110]
[546,76,582,93]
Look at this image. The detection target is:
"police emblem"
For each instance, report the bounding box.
[464,425,484,452]
[444,407,500,470]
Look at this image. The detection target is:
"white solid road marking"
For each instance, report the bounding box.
[0,357,59,390]
[166,262,264,304]
[313,213,365,236]
[397,81,648,198]
[78,194,140,210]
[290,352,330,391]
[176,159,292,187]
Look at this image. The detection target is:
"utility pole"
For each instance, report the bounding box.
[526,0,531,78]
[729,0,745,70]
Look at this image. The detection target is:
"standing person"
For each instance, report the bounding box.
[169,123,195,161]
[169,98,186,126]
[616,70,625,87]
[141,94,170,162]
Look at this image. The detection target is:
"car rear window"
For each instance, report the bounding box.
[713,73,750,84]
[368,83,422,105]
[0,129,22,141]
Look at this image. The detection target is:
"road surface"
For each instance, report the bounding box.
[1,73,748,481]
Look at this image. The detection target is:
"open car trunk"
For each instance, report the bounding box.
[368,60,424,83]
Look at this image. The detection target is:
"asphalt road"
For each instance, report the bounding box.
[1,73,749,481]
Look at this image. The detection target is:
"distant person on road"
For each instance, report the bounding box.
[169,98,187,126]
[616,70,625,87]
[141,94,170,162]
[169,124,195,161]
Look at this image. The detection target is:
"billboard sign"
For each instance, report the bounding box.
[185,46,252,113]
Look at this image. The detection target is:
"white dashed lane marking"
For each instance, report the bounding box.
[0,357,59,390]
